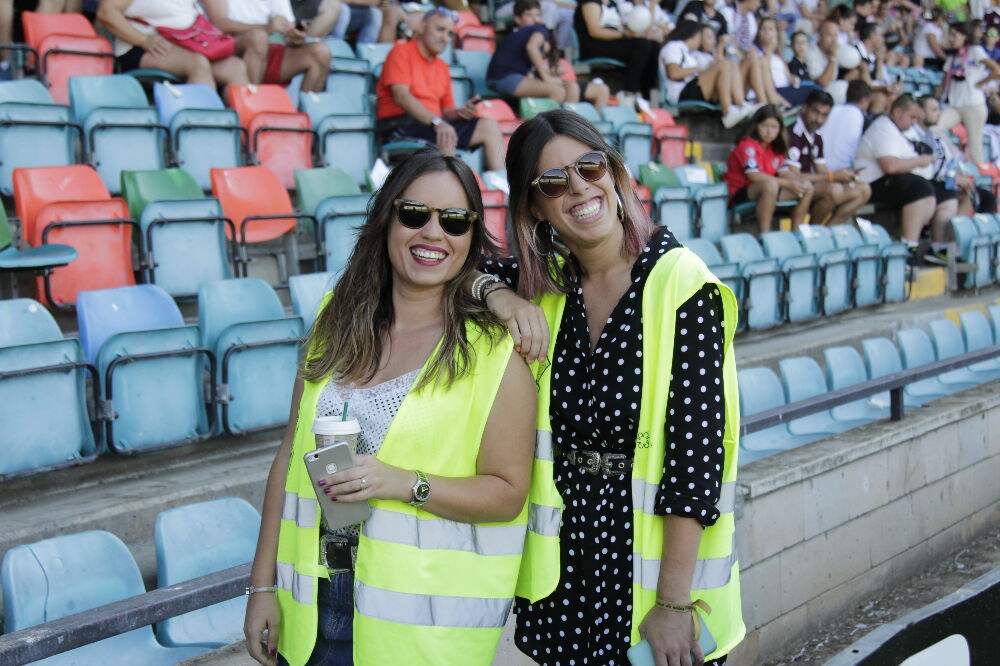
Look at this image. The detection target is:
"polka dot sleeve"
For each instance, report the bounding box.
[654,284,726,527]
[480,255,520,290]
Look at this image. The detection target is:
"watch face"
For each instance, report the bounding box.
[414,482,431,502]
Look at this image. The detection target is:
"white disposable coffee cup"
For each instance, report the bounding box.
[312,417,361,454]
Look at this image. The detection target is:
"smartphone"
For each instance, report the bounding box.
[303,443,372,531]
[468,95,483,105]
[625,614,716,665]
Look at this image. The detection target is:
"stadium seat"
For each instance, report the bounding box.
[895,328,956,405]
[656,125,690,168]
[325,39,373,104]
[355,41,394,77]
[211,166,319,279]
[760,231,822,322]
[853,219,908,303]
[294,166,365,276]
[796,224,854,312]
[830,223,885,306]
[601,105,654,176]
[153,82,243,191]
[13,165,137,308]
[991,304,1000,341]
[683,238,744,329]
[957,310,1000,381]
[455,11,496,52]
[927,319,987,390]
[950,215,994,289]
[570,27,625,74]
[673,165,729,242]
[719,233,784,330]
[228,84,315,189]
[453,49,493,97]
[640,162,695,239]
[198,278,304,435]
[1,530,208,663]
[68,75,167,194]
[973,214,1000,282]
[0,79,80,196]
[481,187,509,254]
[300,90,375,189]
[450,64,473,106]
[474,98,522,147]
[0,298,97,476]
[824,345,890,424]
[78,285,213,452]
[562,101,615,145]
[121,167,204,220]
[519,97,561,119]
[0,205,78,292]
[779,356,847,437]
[737,366,815,464]
[289,271,336,330]
[155,498,261,649]
[861,336,923,409]
[22,12,114,105]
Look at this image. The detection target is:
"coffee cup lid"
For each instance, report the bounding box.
[312,416,360,435]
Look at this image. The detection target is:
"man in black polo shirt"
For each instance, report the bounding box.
[784,88,871,226]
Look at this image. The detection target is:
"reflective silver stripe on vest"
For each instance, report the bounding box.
[276,560,314,605]
[527,502,561,537]
[282,491,318,529]
[631,479,736,515]
[355,580,513,628]
[363,508,527,556]
[632,534,737,592]
[535,429,553,461]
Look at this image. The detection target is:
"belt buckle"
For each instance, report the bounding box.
[600,453,627,476]
[319,533,354,575]
[579,450,602,474]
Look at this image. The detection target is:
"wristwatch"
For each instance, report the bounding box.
[430,116,443,128]
[409,470,431,507]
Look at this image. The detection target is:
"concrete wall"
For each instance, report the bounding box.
[727,381,1000,665]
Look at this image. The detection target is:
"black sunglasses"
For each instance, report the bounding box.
[393,198,478,236]
[530,151,609,198]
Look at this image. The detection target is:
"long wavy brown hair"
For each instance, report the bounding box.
[302,149,503,390]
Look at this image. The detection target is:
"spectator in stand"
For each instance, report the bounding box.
[820,79,873,171]
[619,0,674,44]
[376,7,505,170]
[724,104,814,232]
[0,0,81,78]
[288,0,343,44]
[913,7,949,70]
[202,0,331,92]
[660,20,765,128]
[574,0,661,105]
[487,0,610,108]
[330,0,409,44]
[855,22,902,114]
[806,18,857,103]
[799,0,830,33]
[853,0,877,24]
[785,88,871,225]
[983,24,1000,60]
[680,0,728,35]
[934,21,1000,164]
[910,94,980,215]
[875,0,912,67]
[495,0,576,53]
[788,30,813,82]
[755,16,814,106]
[937,0,970,23]
[828,4,857,45]
[728,0,760,55]
[853,94,946,264]
[97,0,249,90]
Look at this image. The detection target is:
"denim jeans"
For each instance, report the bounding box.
[279,572,355,666]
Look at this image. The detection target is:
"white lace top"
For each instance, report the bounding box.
[315,369,420,538]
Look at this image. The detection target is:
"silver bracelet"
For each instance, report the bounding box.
[245,585,277,595]
[472,274,501,302]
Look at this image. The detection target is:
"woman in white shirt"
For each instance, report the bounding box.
[913,7,948,69]
[754,16,816,106]
[660,20,767,128]
[935,22,1000,164]
[97,0,249,90]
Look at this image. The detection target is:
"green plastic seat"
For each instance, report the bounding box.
[294,167,362,218]
[519,97,560,120]
[121,168,204,220]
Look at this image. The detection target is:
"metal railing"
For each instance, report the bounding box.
[1,344,998,663]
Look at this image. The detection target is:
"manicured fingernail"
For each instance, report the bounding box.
[323,488,332,495]
[331,497,338,502]
[317,479,326,487]
[270,647,277,656]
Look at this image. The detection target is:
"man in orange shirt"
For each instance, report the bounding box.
[376,7,504,170]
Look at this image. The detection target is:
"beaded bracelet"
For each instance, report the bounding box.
[481,282,510,303]
[472,274,502,302]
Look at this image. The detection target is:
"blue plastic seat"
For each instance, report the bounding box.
[779,356,847,437]
[673,165,729,242]
[324,43,373,108]
[760,231,821,322]
[153,82,242,191]
[796,224,854,312]
[289,271,337,330]
[316,195,368,277]
[300,91,375,188]
[2,530,208,664]
[737,366,815,463]
[198,278,304,435]
[562,101,615,145]
[0,204,77,285]
[950,215,994,289]
[958,310,1000,381]
[683,238,744,329]
[355,41,395,78]
[0,298,97,476]
[0,79,80,196]
[69,75,166,194]
[927,318,987,390]
[861,336,925,409]
[653,185,695,239]
[823,345,889,424]
[895,328,955,404]
[601,105,653,176]
[719,233,784,330]
[452,49,493,97]
[830,223,883,306]
[155,498,261,648]
[854,220,908,303]
[77,284,213,452]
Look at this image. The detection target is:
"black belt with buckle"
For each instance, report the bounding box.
[563,449,632,476]
[319,533,357,574]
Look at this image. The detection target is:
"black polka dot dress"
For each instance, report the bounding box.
[487,227,728,666]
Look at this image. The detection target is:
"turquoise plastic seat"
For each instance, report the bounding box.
[198,279,303,435]
[355,41,395,77]
[77,284,212,452]
[824,345,890,423]
[0,205,77,284]
[950,215,994,289]
[1,530,208,664]
[562,101,615,145]
[719,233,784,330]
[69,75,166,194]
[760,231,822,322]
[155,498,261,648]
[796,225,854,312]
[0,79,79,196]
[895,329,954,405]
[653,186,695,240]
[779,357,847,437]
[957,310,1000,381]
[854,221,908,303]
[737,366,815,464]
[300,93,375,188]
[601,105,653,176]
[452,49,493,97]
[830,223,883,306]
[0,297,62,347]
[672,165,729,242]
[316,195,369,277]
[927,319,986,390]
[683,239,744,330]
[153,82,242,191]
[289,271,337,330]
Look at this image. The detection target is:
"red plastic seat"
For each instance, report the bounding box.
[456,26,496,53]
[22,12,113,105]
[480,188,508,254]
[13,165,111,248]
[474,99,522,148]
[210,166,299,245]
[633,182,653,217]
[228,85,314,189]
[656,125,689,167]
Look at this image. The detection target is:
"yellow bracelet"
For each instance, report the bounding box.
[654,599,695,613]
